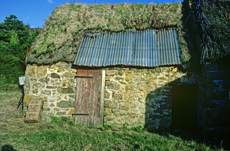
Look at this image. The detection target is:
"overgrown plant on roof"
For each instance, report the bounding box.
[26,2,192,67]
[195,0,230,61]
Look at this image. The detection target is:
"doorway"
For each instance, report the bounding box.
[171,84,198,132]
[74,69,103,128]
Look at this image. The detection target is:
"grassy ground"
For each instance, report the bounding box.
[0,87,226,151]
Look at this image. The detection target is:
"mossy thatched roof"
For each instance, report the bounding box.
[195,1,230,61]
[26,2,194,66]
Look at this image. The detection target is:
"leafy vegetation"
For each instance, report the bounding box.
[0,15,40,87]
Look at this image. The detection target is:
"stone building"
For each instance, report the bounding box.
[194,0,230,140]
[23,1,230,141]
[24,28,198,132]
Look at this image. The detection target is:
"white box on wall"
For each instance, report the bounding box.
[19,76,26,86]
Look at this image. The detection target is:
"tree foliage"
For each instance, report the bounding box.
[0,15,40,86]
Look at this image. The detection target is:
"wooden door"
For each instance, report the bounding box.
[75,69,103,128]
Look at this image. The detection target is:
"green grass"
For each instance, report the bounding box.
[0,116,225,151]
[0,89,227,151]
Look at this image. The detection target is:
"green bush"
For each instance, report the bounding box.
[0,15,40,87]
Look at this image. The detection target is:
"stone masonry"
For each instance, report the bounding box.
[103,67,197,131]
[198,61,230,140]
[24,62,77,122]
[24,62,198,130]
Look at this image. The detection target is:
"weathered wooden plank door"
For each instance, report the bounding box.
[75,69,103,128]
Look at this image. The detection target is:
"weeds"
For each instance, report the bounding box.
[101,124,114,131]
[0,118,219,151]
[29,2,185,61]
[0,90,228,150]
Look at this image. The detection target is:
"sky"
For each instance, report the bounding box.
[0,0,183,28]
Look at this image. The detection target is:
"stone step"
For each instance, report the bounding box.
[25,98,43,123]
[29,98,43,105]
[25,112,41,123]
[27,105,43,113]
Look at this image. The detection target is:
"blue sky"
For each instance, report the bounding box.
[0,0,183,28]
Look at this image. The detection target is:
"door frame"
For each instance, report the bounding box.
[171,84,198,132]
[73,69,105,128]
[99,70,105,128]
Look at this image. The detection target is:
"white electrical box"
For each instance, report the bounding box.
[19,76,26,86]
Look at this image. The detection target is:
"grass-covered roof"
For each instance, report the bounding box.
[195,1,230,61]
[26,2,195,67]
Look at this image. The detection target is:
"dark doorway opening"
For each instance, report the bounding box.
[171,84,198,132]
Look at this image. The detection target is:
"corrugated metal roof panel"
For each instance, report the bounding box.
[73,28,182,67]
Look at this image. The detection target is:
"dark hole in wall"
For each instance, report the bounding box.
[171,84,198,132]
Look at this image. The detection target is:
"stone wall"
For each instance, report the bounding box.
[198,60,230,140]
[24,62,77,122]
[103,67,197,131]
[24,62,199,130]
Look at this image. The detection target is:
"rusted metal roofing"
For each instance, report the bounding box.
[73,28,181,67]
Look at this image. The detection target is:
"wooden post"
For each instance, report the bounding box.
[17,85,24,115]
[99,70,105,128]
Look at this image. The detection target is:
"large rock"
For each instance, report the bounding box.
[57,87,74,93]
[25,65,37,77]
[104,100,118,109]
[62,72,76,78]
[37,66,47,77]
[106,81,120,90]
[113,93,123,101]
[41,114,51,122]
[24,77,30,94]
[41,90,51,95]
[106,70,118,76]
[104,90,110,99]
[69,95,75,99]
[56,112,67,115]
[51,73,60,78]
[119,103,130,111]
[118,70,124,76]
[60,79,70,88]
[57,100,75,108]
[39,77,48,83]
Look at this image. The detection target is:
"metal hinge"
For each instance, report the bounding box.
[75,76,92,78]
[72,113,89,117]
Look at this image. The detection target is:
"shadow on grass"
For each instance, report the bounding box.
[1,144,17,151]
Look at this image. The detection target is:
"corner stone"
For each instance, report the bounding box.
[106,70,118,76]
[57,87,74,93]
